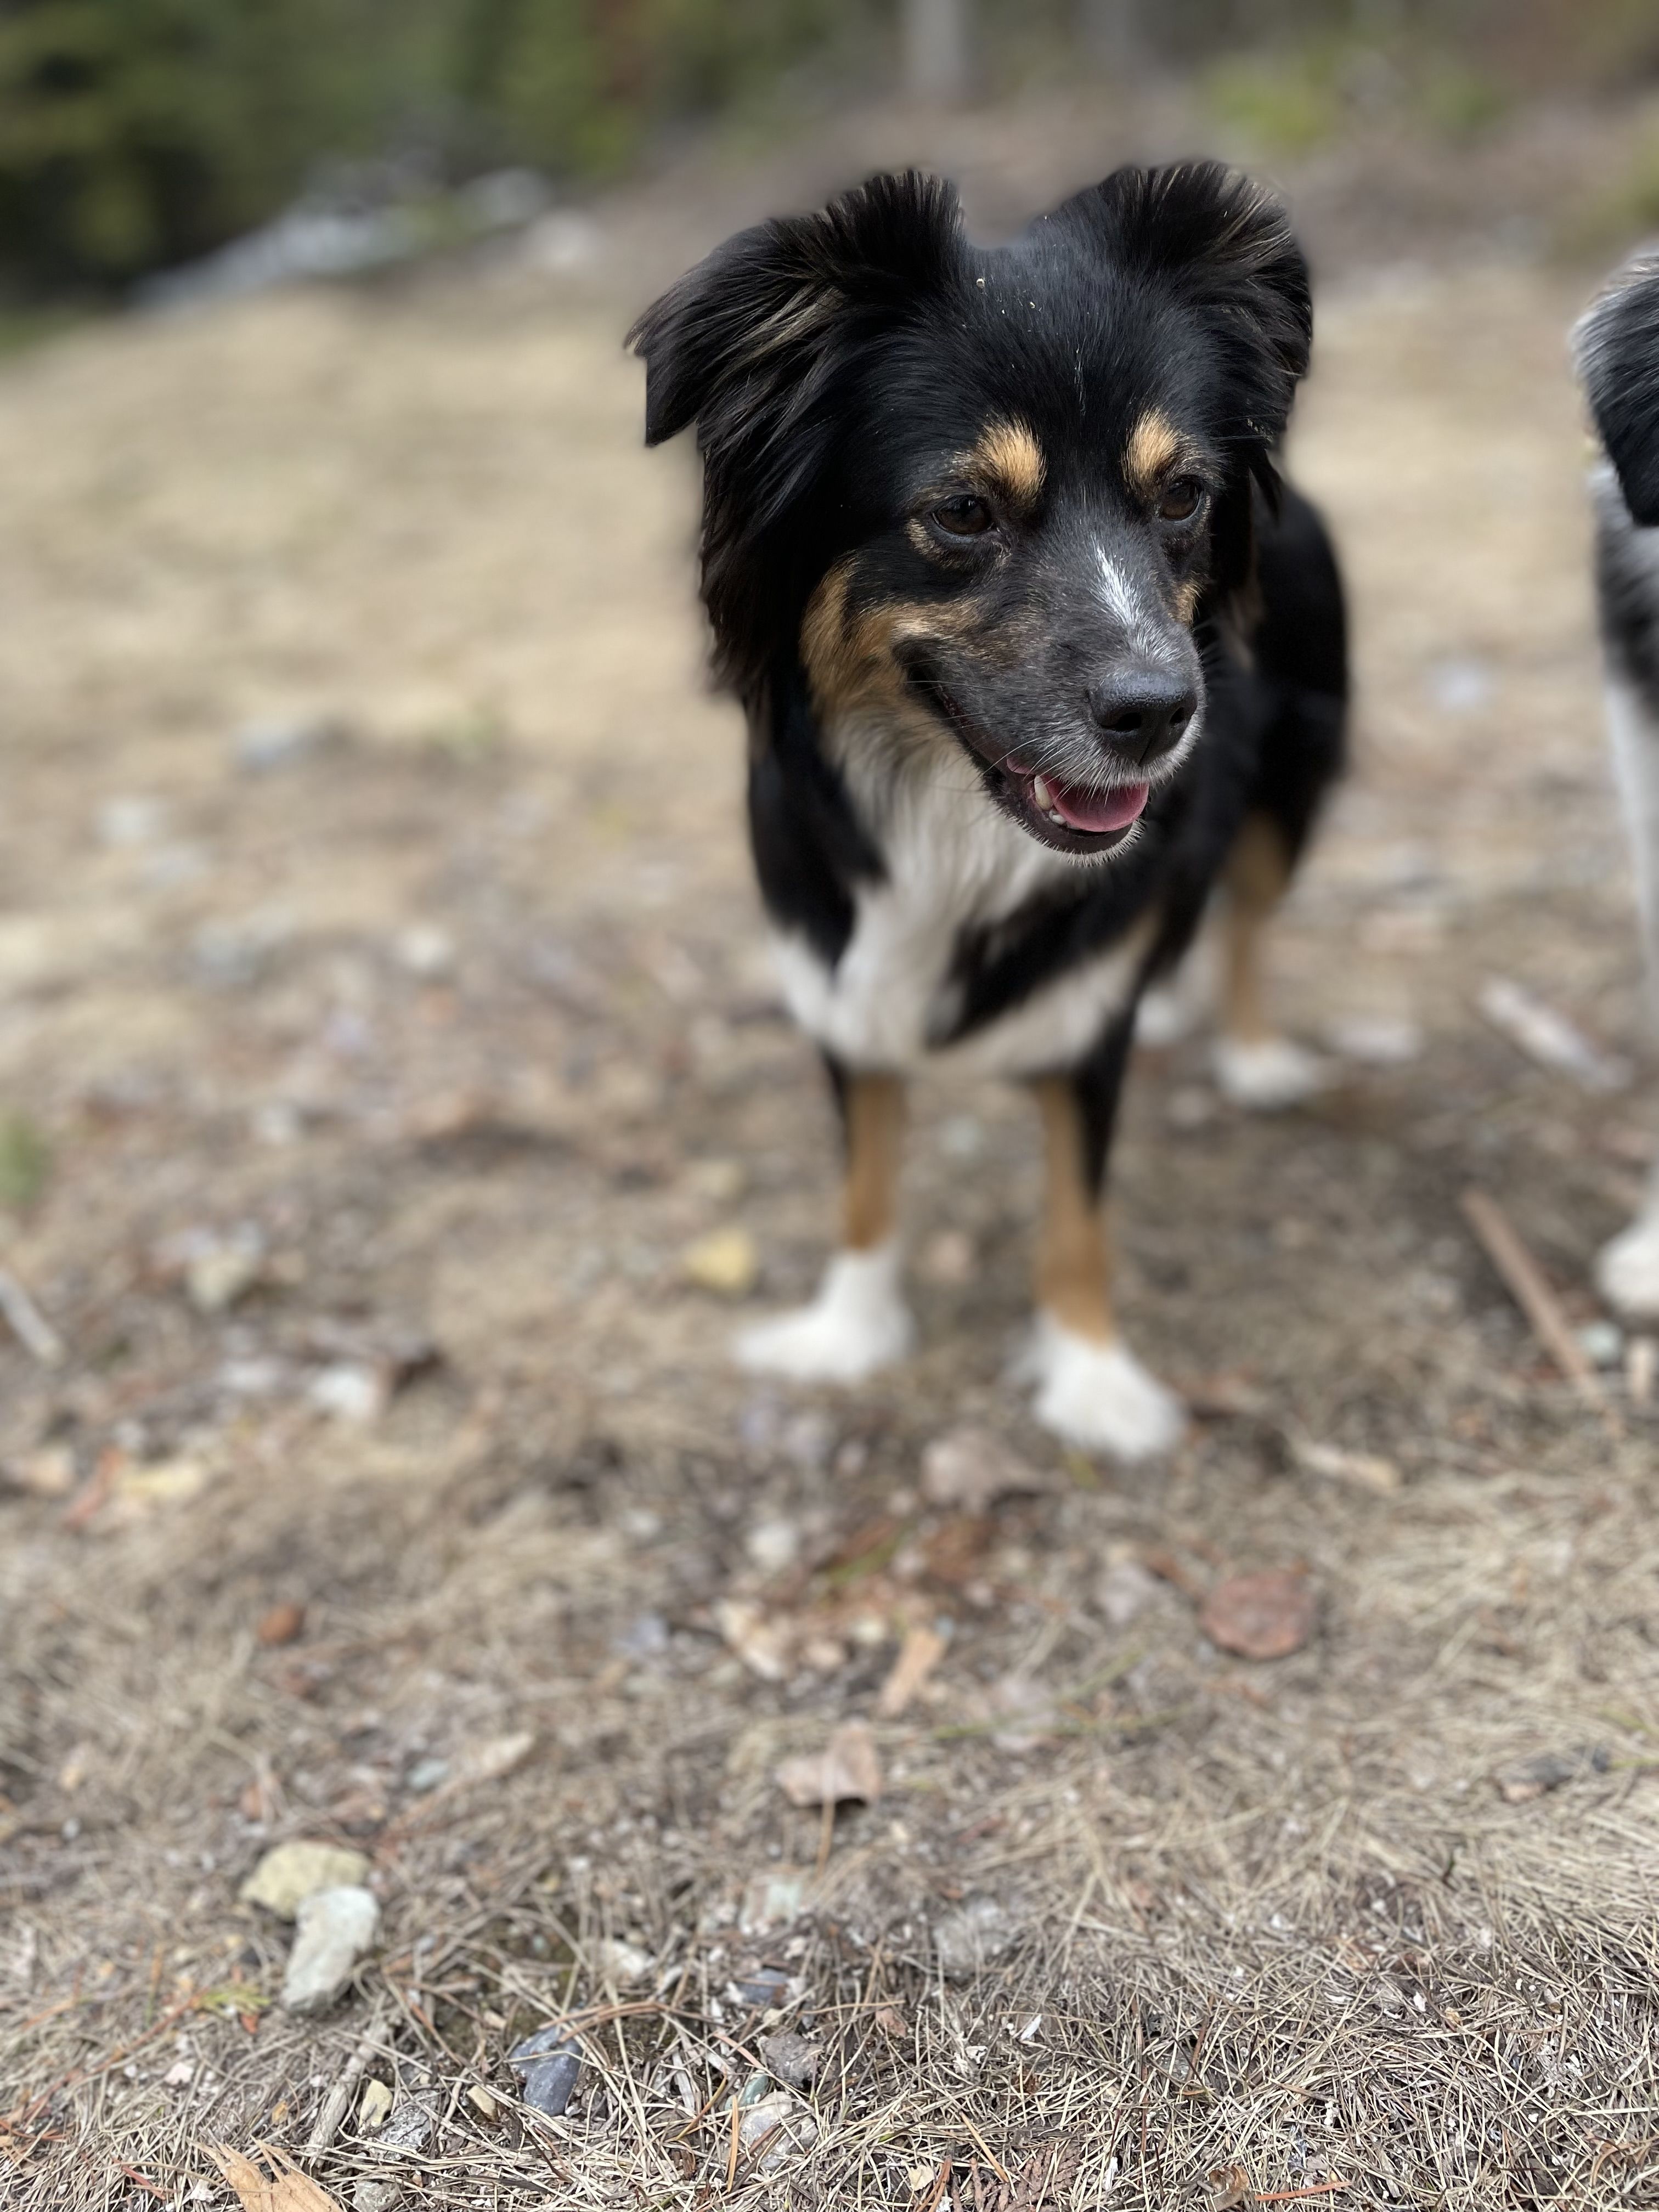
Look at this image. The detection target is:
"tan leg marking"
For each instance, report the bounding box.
[1221,811,1293,1046]
[841,1073,906,1251]
[1032,1077,1115,1344]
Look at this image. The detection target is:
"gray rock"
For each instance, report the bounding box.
[933,1897,1014,1980]
[233,715,338,774]
[374,2098,436,2153]
[759,2031,820,2087]
[281,1884,380,2013]
[731,1963,792,2009]
[737,2088,818,2172]
[510,2023,581,2118]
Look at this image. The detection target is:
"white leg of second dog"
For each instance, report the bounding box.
[1599,675,1659,1314]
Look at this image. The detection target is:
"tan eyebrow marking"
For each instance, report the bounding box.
[1124,406,1190,500]
[963,417,1046,507]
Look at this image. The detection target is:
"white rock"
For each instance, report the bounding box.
[281,1885,380,2013]
[933,1897,1014,1979]
[738,2088,819,2171]
[745,1517,802,1573]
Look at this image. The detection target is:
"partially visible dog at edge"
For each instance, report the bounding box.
[630,161,1348,1459]
[1576,251,1659,1320]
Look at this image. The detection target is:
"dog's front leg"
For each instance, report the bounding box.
[1022,1070,1184,1460]
[733,1064,915,1383]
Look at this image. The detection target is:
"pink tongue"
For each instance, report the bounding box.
[1048,777,1149,834]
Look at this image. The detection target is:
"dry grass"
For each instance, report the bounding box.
[5,93,1659,2212]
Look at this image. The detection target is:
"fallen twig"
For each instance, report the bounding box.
[1460,1189,1618,1432]
[304,1996,391,2158]
[1251,2184,1350,2204]
[0,1266,63,1366]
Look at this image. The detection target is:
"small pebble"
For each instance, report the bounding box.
[233,715,337,773]
[593,1937,653,1985]
[746,1517,802,1574]
[358,2079,393,2131]
[1577,1319,1624,1369]
[759,2030,820,2086]
[510,2023,582,2118]
[394,923,455,979]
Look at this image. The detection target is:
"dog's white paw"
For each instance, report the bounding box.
[733,1244,913,1383]
[1026,1317,1185,1460]
[1212,1034,1329,1111]
[1596,1204,1659,1318]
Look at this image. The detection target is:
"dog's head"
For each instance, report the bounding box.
[630,162,1310,857]
[1576,253,1659,529]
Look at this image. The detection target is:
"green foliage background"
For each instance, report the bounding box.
[0,0,1655,292]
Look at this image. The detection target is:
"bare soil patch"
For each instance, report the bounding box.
[4,108,1659,2212]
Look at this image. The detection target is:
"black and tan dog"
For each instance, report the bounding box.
[631,161,1346,1457]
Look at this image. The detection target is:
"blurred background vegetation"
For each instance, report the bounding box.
[2,0,1659,294]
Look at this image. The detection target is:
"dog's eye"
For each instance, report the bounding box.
[1158,477,1205,523]
[931,495,994,538]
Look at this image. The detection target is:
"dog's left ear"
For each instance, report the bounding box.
[1081,161,1312,478]
[1575,256,1659,528]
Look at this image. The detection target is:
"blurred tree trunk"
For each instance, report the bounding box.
[1079,0,1145,77]
[902,0,972,104]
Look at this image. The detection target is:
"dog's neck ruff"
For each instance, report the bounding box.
[768,711,1150,1079]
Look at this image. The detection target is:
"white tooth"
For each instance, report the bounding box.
[1047,810,1064,825]
[1032,775,1053,810]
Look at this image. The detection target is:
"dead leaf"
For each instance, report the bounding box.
[877,1624,947,1718]
[1288,1431,1401,1496]
[201,2141,344,2212]
[1207,2164,1251,2210]
[715,1597,792,1681]
[96,1456,211,1526]
[919,1427,1045,1514]
[776,1719,883,1808]
[680,1226,758,1296]
[1199,1568,1316,1661]
[2,1444,76,1498]
[449,1730,535,1787]
[256,1602,306,1647]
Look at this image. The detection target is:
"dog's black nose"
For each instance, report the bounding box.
[1085,669,1197,766]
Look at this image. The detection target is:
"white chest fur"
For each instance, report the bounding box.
[768,756,1149,1079]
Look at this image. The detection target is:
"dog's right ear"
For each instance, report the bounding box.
[628,173,960,696]
[1576,255,1659,528]
[628,171,960,526]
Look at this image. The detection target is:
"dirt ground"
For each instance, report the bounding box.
[5,86,1659,2212]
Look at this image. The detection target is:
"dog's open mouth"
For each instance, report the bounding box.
[922,677,1150,854]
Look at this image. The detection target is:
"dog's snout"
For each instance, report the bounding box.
[1085,668,1197,766]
